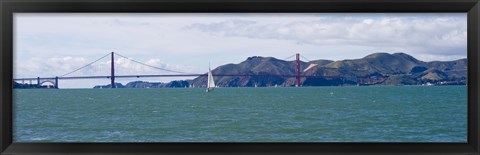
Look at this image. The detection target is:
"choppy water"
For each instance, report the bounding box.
[13,86,467,142]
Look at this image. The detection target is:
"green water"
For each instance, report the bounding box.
[13,86,467,142]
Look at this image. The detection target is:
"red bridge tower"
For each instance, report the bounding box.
[295,53,300,87]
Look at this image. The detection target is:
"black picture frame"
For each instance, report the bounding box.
[1,0,479,154]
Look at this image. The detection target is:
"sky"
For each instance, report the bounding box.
[13,13,467,88]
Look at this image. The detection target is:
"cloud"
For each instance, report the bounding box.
[185,15,467,59]
[14,56,199,79]
[184,20,257,36]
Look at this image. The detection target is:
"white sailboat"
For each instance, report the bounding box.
[206,66,215,92]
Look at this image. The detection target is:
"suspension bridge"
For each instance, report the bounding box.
[13,52,383,88]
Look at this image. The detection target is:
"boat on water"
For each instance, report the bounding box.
[206,66,215,92]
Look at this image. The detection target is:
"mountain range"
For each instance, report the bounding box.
[94,52,467,88]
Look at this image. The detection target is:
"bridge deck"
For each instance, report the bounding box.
[13,74,370,81]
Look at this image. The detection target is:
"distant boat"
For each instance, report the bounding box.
[423,82,434,86]
[206,66,215,92]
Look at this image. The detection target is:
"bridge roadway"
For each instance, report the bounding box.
[13,74,360,81]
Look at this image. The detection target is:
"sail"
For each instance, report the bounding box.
[206,67,215,92]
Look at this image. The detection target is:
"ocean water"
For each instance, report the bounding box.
[13,86,467,142]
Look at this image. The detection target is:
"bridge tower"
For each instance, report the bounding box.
[295,53,300,87]
[55,76,58,88]
[111,52,115,88]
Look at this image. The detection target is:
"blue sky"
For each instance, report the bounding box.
[14,13,467,88]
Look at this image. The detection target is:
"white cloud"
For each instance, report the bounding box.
[185,14,467,59]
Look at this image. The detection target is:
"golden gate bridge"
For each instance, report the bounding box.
[13,52,383,88]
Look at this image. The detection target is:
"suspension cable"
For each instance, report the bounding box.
[113,53,198,74]
[283,54,296,61]
[60,53,111,77]
[300,55,311,62]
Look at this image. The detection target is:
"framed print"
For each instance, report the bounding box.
[1,0,479,154]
